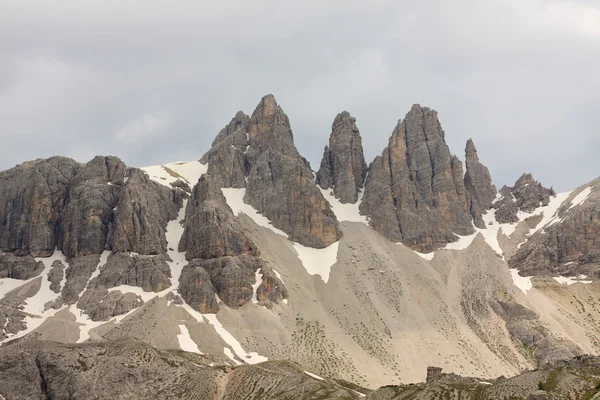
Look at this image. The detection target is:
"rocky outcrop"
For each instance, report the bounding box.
[0,253,44,279]
[202,95,342,249]
[76,253,172,321]
[490,297,582,367]
[178,259,220,313]
[0,157,80,257]
[0,155,183,259]
[108,168,183,255]
[509,180,600,277]
[47,260,65,293]
[0,339,363,400]
[367,356,600,399]
[256,265,289,307]
[200,111,251,188]
[464,139,496,228]
[60,156,125,258]
[495,173,555,224]
[316,111,368,204]
[179,175,258,260]
[360,104,475,252]
[60,254,102,305]
[178,174,287,311]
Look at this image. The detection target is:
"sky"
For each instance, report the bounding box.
[1,0,599,191]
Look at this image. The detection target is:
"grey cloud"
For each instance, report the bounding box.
[1,0,599,191]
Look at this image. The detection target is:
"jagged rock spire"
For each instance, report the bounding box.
[360,104,474,253]
[316,111,368,204]
[464,138,497,228]
[202,94,342,249]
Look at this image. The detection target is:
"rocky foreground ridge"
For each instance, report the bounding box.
[1,94,599,393]
[1,338,599,400]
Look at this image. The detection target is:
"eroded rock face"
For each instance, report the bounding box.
[108,168,183,255]
[464,139,496,228]
[178,259,219,313]
[316,111,368,204]
[60,156,125,258]
[0,253,44,280]
[509,180,600,277]
[246,150,342,248]
[202,94,342,249]
[178,174,288,310]
[495,174,555,224]
[76,252,173,321]
[47,260,65,293]
[0,157,80,257]
[200,111,251,188]
[256,265,289,307]
[360,104,475,252]
[179,175,259,260]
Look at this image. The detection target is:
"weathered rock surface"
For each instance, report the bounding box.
[178,259,220,313]
[60,156,125,258]
[360,104,475,252]
[75,252,172,321]
[495,173,556,224]
[179,175,259,260]
[48,260,65,293]
[509,180,600,277]
[316,111,368,204]
[200,111,251,188]
[0,157,80,257]
[256,264,289,307]
[60,254,102,305]
[0,253,44,279]
[0,338,363,400]
[178,174,287,310]
[202,94,342,249]
[108,168,183,255]
[464,139,496,228]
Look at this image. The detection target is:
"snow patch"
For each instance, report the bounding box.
[304,371,324,380]
[553,276,593,285]
[319,188,368,223]
[510,269,533,294]
[221,188,289,238]
[203,314,268,364]
[141,161,207,188]
[251,269,263,304]
[177,324,203,354]
[567,187,593,211]
[414,250,435,261]
[293,242,339,283]
[273,269,284,283]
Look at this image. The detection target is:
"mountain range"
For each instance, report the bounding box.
[0,94,599,399]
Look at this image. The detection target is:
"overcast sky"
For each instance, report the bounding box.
[2,0,599,191]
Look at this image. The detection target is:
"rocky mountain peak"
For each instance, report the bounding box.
[201,94,342,249]
[464,138,497,228]
[316,111,368,204]
[494,173,555,223]
[360,105,474,252]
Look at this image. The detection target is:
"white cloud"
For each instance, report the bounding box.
[0,0,598,191]
[114,112,172,143]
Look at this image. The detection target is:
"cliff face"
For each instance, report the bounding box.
[202,94,342,249]
[360,105,475,252]
[316,111,368,204]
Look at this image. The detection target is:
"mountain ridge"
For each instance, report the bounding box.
[0,94,599,396]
